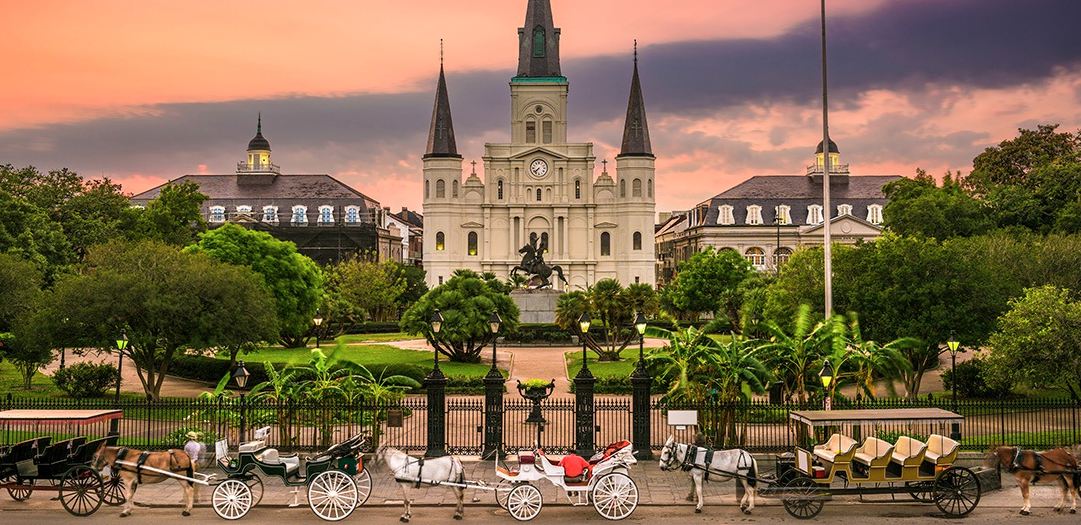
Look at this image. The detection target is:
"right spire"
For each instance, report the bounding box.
[619,41,653,157]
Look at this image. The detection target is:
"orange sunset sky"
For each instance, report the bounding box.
[1,0,1080,212]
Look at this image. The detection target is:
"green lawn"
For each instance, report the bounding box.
[0,361,67,399]
[564,347,661,380]
[334,332,419,344]
[233,344,497,378]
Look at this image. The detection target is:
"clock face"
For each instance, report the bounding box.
[530,159,549,178]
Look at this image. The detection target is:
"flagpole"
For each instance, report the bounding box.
[820,0,833,316]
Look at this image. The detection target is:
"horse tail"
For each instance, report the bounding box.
[747,455,758,488]
[554,266,568,284]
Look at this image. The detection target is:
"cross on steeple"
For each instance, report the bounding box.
[471,160,477,174]
[435,119,447,139]
[629,117,643,138]
[602,159,608,172]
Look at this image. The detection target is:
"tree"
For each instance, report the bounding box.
[555,279,658,361]
[825,313,914,401]
[985,286,1081,400]
[400,270,519,363]
[967,124,1080,195]
[186,223,322,348]
[882,170,993,240]
[392,264,429,314]
[759,305,840,403]
[47,240,277,399]
[0,188,74,283]
[56,177,140,257]
[0,254,43,332]
[326,258,407,323]
[137,181,207,246]
[665,247,754,324]
[0,332,53,390]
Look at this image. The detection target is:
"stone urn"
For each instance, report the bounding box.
[517,379,555,423]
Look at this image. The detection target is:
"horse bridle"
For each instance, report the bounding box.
[659,442,689,472]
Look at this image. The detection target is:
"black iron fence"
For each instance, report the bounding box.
[3,396,1079,454]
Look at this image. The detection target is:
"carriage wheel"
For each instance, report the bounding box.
[242,475,264,506]
[3,475,34,501]
[933,466,981,518]
[591,472,639,520]
[59,466,104,516]
[353,468,372,506]
[307,470,358,521]
[103,475,127,506]
[782,476,825,520]
[907,481,935,503]
[213,479,253,520]
[506,484,542,522]
[495,479,515,509]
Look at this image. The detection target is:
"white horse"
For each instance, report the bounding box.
[658,435,758,514]
[375,447,466,523]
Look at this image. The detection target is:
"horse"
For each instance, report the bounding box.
[375,446,466,523]
[658,435,758,514]
[988,446,1081,515]
[510,244,567,289]
[92,445,195,517]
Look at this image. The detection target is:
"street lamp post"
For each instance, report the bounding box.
[483,311,504,459]
[947,332,963,440]
[313,315,324,349]
[630,312,652,460]
[574,313,596,457]
[819,359,834,411]
[232,361,251,443]
[114,330,128,404]
[425,310,448,457]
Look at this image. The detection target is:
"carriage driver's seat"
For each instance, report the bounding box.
[215,439,233,470]
[255,448,301,477]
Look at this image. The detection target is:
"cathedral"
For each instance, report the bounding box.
[422,0,657,289]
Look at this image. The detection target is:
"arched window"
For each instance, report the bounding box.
[746,205,763,225]
[318,205,334,224]
[648,179,653,198]
[345,206,361,224]
[530,232,538,246]
[540,232,549,253]
[533,26,546,57]
[745,247,766,268]
[773,247,793,267]
[837,203,853,216]
[497,179,504,200]
[600,232,611,256]
[452,180,459,198]
[425,180,430,199]
[536,188,542,202]
[867,204,883,224]
[542,120,553,144]
[633,231,642,251]
[807,205,824,225]
[291,205,308,225]
[526,120,537,143]
[718,205,735,225]
[435,232,445,251]
[436,179,446,198]
[236,205,252,215]
[208,206,226,223]
[632,178,642,197]
[775,205,792,225]
[467,231,478,256]
[574,179,581,199]
[263,206,278,223]
[619,180,626,197]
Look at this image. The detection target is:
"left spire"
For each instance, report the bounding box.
[425,39,460,159]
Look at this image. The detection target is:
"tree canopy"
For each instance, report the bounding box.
[664,247,754,324]
[555,279,658,361]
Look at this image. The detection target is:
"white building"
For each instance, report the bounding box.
[422,0,656,289]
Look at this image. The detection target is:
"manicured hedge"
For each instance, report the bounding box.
[569,376,665,395]
[345,322,403,334]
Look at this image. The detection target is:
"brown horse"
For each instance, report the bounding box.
[92,446,195,517]
[989,446,1080,515]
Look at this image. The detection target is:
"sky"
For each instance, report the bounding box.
[1,0,1080,213]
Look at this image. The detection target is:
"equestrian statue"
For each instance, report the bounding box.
[510,236,568,289]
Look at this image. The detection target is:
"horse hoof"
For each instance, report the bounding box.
[453,514,463,521]
[694,508,702,514]
[400,518,409,523]
[1020,510,1030,516]
[1071,509,1077,514]
[182,511,191,517]
[743,509,753,515]
[120,513,130,519]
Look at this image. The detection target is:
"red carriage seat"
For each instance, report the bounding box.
[590,440,631,464]
[561,454,590,479]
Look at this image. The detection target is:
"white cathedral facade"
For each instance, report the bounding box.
[422,0,656,289]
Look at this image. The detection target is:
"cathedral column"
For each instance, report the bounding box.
[562,215,569,260]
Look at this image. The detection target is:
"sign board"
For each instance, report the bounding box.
[386,409,404,428]
[667,410,698,430]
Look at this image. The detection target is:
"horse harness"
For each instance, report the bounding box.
[678,444,753,482]
[1009,448,1078,484]
[113,448,153,484]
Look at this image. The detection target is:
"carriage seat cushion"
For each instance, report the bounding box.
[890,437,927,465]
[589,440,632,464]
[280,455,300,476]
[814,434,857,463]
[560,454,590,479]
[853,437,893,466]
[924,435,959,464]
[238,440,265,453]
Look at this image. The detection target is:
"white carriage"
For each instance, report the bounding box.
[494,440,640,521]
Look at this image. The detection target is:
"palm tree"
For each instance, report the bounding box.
[759,304,844,403]
[706,336,772,446]
[829,314,916,401]
[249,362,300,446]
[644,325,716,404]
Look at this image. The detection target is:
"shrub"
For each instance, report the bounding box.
[941,358,1011,399]
[345,322,403,334]
[51,363,119,398]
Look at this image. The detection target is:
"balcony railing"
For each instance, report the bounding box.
[236,162,281,174]
[806,163,850,175]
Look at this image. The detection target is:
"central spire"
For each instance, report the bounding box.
[517,0,561,77]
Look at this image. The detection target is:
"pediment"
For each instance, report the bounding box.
[509,146,570,161]
[460,221,484,229]
[801,215,882,235]
[594,221,618,229]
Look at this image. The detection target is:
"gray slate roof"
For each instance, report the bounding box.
[618,54,653,158]
[517,0,561,77]
[702,175,900,226]
[424,65,460,159]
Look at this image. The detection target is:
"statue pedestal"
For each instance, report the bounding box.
[511,289,561,324]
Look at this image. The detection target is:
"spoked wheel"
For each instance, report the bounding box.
[353,468,372,506]
[495,479,515,509]
[907,481,935,503]
[506,484,543,521]
[4,475,34,501]
[103,475,127,506]
[59,466,104,516]
[213,479,253,520]
[782,476,825,520]
[242,475,264,506]
[934,466,981,518]
[307,470,358,521]
[591,472,639,520]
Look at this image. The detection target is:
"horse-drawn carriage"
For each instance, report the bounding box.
[211,428,371,521]
[0,409,126,516]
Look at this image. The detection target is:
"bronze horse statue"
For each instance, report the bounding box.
[510,242,567,289]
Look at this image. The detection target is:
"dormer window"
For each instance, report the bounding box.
[236,205,252,215]
[262,206,278,223]
[718,205,735,226]
[318,206,334,225]
[209,206,226,223]
[345,206,361,225]
[867,204,883,225]
[291,205,308,225]
[837,204,853,216]
[746,205,763,225]
[807,205,824,225]
[775,205,792,225]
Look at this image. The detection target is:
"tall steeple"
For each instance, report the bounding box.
[425,41,460,159]
[517,0,561,77]
[618,42,653,158]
